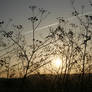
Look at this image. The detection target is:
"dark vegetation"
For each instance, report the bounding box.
[0,74,92,92]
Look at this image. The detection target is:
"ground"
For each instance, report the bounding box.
[0,74,92,92]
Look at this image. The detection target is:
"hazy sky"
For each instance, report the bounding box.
[0,0,91,34]
[0,0,92,75]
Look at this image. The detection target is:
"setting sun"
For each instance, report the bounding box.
[53,56,62,68]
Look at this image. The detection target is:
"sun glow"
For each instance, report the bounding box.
[53,56,62,68]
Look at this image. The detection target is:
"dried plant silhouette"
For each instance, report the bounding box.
[0,1,92,92]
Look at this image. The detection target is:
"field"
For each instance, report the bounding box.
[0,74,92,92]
